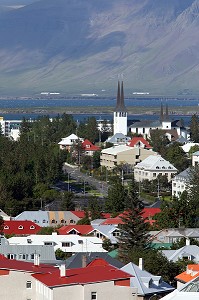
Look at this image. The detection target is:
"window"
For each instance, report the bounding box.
[112,229,120,237]
[51,219,56,224]
[78,240,83,244]
[30,226,35,230]
[60,219,65,224]
[26,281,32,289]
[62,242,71,247]
[44,242,53,246]
[18,225,24,229]
[91,292,97,300]
[30,254,34,259]
[153,173,156,177]
[70,219,75,224]
[27,239,32,244]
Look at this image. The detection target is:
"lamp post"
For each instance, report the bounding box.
[68,173,70,192]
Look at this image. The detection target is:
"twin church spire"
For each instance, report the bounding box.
[115,81,127,112]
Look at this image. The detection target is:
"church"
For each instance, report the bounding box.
[112,81,189,143]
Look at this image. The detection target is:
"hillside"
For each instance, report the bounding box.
[0,0,199,96]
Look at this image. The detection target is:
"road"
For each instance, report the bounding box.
[62,163,109,197]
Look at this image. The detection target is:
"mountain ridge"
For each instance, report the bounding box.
[0,0,199,96]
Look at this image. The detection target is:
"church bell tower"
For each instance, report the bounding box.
[113,81,127,135]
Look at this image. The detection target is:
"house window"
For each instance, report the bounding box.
[60,219,65,224]
[4,225,9,230]
[27,239,32,244]
[30,254,34,259]
[44,242,53,246]
[70,219,75,224]
[51,219,56,224]
[112,230,120,237]
[153,173,156,177]
[18,225,24,229]
[62,242,71,247]
[91,292,97,300]
[78,240,83,244]
[26,281,32,289]
[30,226,35,230]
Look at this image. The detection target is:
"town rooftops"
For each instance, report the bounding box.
[128,137,152,149]
[81,139,100,151]
[0,254,55,273]
[175,265,199,284]
[32,258,131,287]
[101,144,133,155]
[3,220,41,235]
[58,225,93,235]
[135,155,177,171]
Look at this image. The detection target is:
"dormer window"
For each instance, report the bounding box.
[60,219,65,224]
[51,219,56,224]
[162,166,165,169]
[18,225,23,230]
[156,166,160,169]
[4,225,9,230]
[30,225,35,230]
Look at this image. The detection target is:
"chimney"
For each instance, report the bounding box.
[34,253,40,266]
[60,264,66,277]
[139,258,144,270]
[82,254,87,268]
[186,238,190,246]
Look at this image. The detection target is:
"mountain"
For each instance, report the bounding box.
[0,0,198,96]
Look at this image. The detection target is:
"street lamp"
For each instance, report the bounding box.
[68,173,70,192]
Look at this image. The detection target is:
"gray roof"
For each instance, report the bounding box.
[193,151,199,156]
[14,211,49,226]
[64,252,124,269]
[129,120,162,128]
[173,167,190,181]
[121,263,174,296]
[93,225,119,244]
[162,245,199,262]
[0,236,57,264]
[107,133,130,144]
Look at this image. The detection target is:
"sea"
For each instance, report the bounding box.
[0,98,198,126]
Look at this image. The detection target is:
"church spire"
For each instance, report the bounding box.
[114,80,127,112]
[165,101,170,121]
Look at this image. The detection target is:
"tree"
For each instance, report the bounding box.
[55,248,72,260]
[190,114,199,142]
[60,192,75,211]
[102,238,113,252]
[118,177,150,262]
[165,142,189,172]
[76,210,91,225]
[37,227,55,235]
[189,145,199,158]
[105,178,126,213]
[150,130,170,156]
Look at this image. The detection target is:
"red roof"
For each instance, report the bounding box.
[71,211,85,218]
[128,137,152,149]
[3,220,41,235]
[58,225,94,235]
[32,258,131,287]
[82,139,101,152]
[0,255,56,273]
[102,208,161,225]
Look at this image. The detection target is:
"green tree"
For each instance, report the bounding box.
[55,248,72,260]
[190,114,199,142]
[105,178,126,213]
[118,177,150,262]
[150,130,170,156]
[165,142,189,172]
[60,192,75,211]
[102,238,113,252]
[37,227,55,235]
[189,145,199,158]
[76,210,91,225]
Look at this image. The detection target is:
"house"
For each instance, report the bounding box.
[172,151,199,197]
[58,134,83,150]
[161,245,199,263]
[58,225,94,235]
[149,228,199,247]
[0,254,137,300]
[181,142,199,154]
[100,144,157,170]
[121,259,174,299]
[8,233,107,253]
[134,155,177,182]
[128,104,189,141]
[106,133,131,146]
[101,208,161,227]
[3,220,41,236]
[0,235,57,264]
[161,276,199,299]
[127,137,152,149]
[175,265,199,289]
[64,252,124,269]
[14,211,81,227]
[81,139,100,156]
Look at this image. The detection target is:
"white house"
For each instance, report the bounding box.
[8,233,106,253]
[134,155,177,182]
[58,134,83,150]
